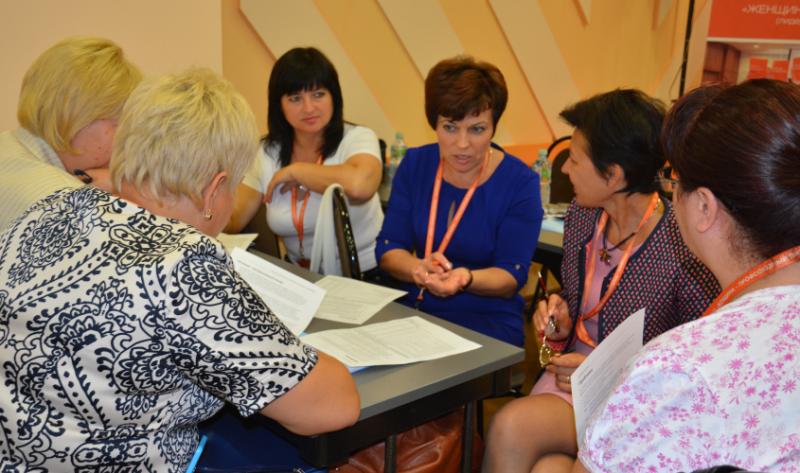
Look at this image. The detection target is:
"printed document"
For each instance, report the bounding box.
[572,308,645,449]
[314,275,407,325]
[301,316,481,367]
[230,248,325,336]
[217,232,258,252]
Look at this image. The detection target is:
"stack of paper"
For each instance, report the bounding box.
[230,248,324,335]
[572,308,645,449]
[217,232,258,252]
[314,275,406,325]
[302,316,481,368]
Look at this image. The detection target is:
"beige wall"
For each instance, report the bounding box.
[1,0,709,162]
[0,0,223,131]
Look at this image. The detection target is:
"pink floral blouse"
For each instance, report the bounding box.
[580,285,800,473]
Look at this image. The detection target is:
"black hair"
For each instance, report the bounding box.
[264,47,344,167]
[560,89,666,194]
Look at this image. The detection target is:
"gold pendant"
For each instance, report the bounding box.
[539,339,556,367]
[599,248,611,264]
[539,315,560,367]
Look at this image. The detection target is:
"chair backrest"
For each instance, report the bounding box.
[331,187,362,279]
[241,204,281,258]
[547,135,575,204]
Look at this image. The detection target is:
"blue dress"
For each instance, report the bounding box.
[376,143,543,346]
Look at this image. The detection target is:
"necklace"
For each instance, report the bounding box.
[599,230,636,264]
[574,193,661,348]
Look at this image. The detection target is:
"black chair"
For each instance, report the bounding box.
[547,135,575,204]
[241,204,281,258]
[378,138,387,176]
[331,187,362,279]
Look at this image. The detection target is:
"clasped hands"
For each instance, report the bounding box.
[412,252,472,298]
[533,293,585,393]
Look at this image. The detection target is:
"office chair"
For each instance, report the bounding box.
[332,187,362,279]
[547,135,575,204]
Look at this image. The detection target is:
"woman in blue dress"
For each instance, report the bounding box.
[376,56,544,347]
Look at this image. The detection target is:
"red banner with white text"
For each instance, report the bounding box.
[709,0,800,40]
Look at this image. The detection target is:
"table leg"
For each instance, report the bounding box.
[462,401,475,473]
[384,433,397,473]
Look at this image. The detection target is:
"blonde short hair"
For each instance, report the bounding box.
[110,68,258,204]
[17,37,141,154]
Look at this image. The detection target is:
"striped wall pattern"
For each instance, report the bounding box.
[239,0,709,152]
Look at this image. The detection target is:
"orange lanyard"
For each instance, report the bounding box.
[290,156,323,261]
[575,193,660,347]
[416,150,488,302]
[702,244,800,316]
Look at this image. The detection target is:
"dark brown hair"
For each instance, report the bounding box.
[663,79,800,259]
[424,56,507,133]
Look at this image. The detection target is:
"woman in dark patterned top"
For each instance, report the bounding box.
[0,68,359,472]
[484,89,720,473]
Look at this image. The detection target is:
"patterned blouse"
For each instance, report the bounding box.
[580,285,800,472]
[0,187,317,472]
[557,198,720,348]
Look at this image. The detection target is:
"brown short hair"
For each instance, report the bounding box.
[424,56,507,132]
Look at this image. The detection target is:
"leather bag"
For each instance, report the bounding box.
[333,408,482,473]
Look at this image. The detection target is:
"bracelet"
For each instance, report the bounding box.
[460,268,473,292]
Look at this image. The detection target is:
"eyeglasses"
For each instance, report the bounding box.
[657,167,679,194]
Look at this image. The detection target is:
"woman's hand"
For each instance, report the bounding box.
[424,267,472,298]
[412,253,476,297]
[264,164,301,204]
[533,293,571,341]
[545,352,586,393]
[411,252,451,286]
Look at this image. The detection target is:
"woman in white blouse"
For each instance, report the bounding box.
[227,47,383,276]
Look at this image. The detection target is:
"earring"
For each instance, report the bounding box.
[203,209,213,220]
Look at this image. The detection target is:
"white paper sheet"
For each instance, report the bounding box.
[301,316,481,368]
[313,275,407,325]
[216,232,258,252]
[572,308,645,449]
[230,248,325,336]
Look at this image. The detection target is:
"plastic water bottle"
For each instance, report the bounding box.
[533,149,551,206]
[388,132,407,183]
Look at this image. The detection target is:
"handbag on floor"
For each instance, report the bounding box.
[332,408,482,473]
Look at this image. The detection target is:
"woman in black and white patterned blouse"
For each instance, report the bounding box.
[0,68,358,472]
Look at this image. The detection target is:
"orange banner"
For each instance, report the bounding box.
[769,59,790,80]
[748,58,769,79]
[710,0,800,40]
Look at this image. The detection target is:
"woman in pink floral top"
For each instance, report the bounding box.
[577,80,800,472]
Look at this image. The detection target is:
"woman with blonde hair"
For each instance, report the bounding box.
[0,36,141,230]
[0,68,359,472]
